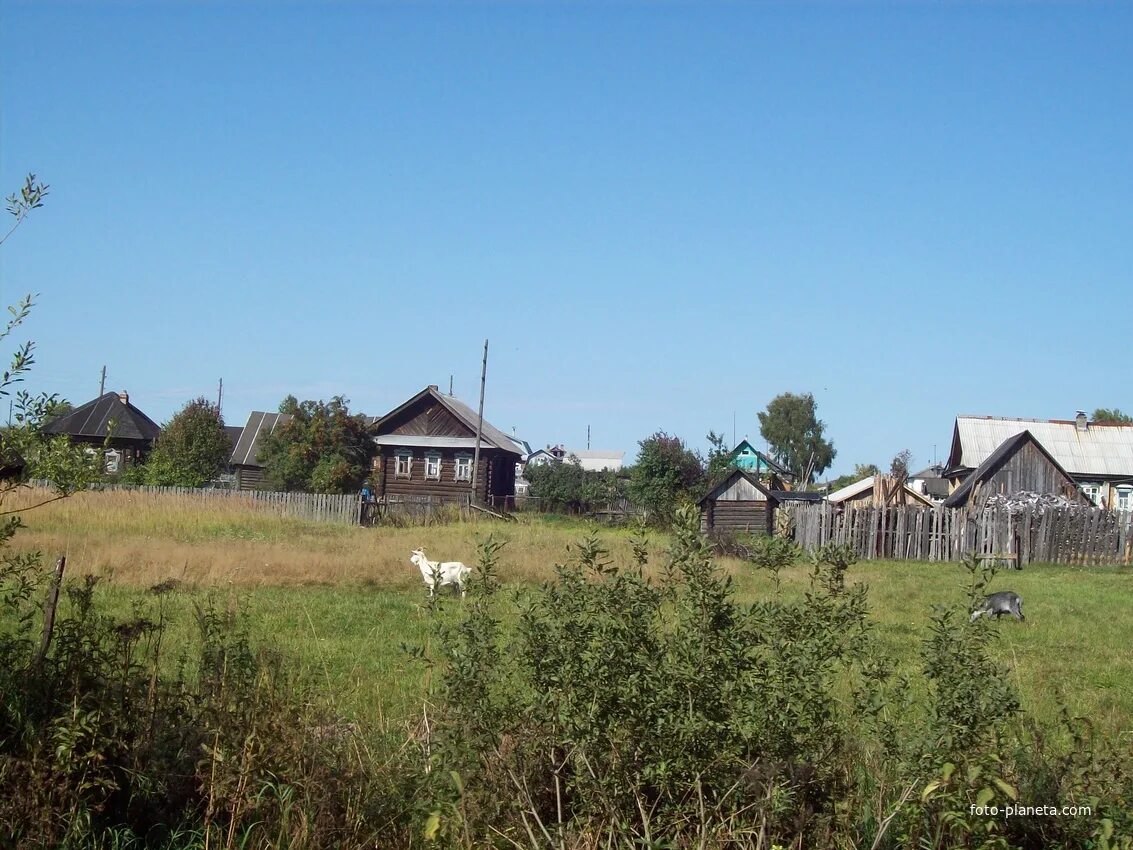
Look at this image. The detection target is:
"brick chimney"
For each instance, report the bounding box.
[117,391,129,405]
[1075,410,1088,431]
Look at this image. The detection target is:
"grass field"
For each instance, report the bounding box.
[7,487,1133,737]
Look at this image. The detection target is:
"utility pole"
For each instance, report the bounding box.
[217,378,224,415]
[587,424,590,450]
[449,374,453,396]
[470,340,488,504]
[99,365,106,396]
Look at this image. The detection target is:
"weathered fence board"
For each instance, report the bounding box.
[34,482,364,526]
[782,502,1133,565]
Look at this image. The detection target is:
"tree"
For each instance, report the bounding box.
[890,449,912,480]
[258,395,374,493]
[705,430,732,481]
[525,456,626,515]
[628,432,705,524]
[1092,408,1133,425]
[757,392,836,486]
[143,397,230,487]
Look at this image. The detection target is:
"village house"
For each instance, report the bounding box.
[41,391,160,472]
[228,411,293,490]
[370,385,523,508]
[942,430,1089,509]
[945,413,1133,510]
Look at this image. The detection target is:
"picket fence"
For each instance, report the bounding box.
[72,483,364,526]
[783,502,1133,566]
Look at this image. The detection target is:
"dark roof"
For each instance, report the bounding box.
[699,468,778,506]
[229,412,293,467]
[223,426,244,454]
[42,392,160,443]
[942,430,1082,508]
[373,386,521,456]
[770,490,824,503]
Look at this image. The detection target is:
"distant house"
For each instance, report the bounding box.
[699,468,780,535]
[527,445,625,472]
[371,385,522,507]
[945,413,1133,509]
[42,391,160,472]
[725,440,793,481]
[908,464,950,501]
[228,411,293,490]
[826,475,936,508]
[942,430,1089,509]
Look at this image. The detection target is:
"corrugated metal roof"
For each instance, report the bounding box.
[826,476,875,503]
[229,412,292,467]
[954,416,1133,478]
[42,392,160,443]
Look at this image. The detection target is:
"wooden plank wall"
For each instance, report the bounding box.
[784,502,1133,565]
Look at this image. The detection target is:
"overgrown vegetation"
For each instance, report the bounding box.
[523,456,627,514]
[258,395,374,493]
[139,397,232,487]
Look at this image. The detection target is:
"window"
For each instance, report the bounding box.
[395,450,413,479]
[1081,483,1102,506]
[1117,487,1133,512]
[425,452,442,480]
[454,453,472,482]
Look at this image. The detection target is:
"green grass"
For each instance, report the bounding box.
[82,551,1133,738]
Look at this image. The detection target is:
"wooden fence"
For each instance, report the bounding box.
[75,483,364,526]
[783,502,1133,566]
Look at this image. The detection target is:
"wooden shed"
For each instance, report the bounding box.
[942,430,1089,508]
[371,385,523,508]
[699,468,778,535]
[827,475,936,508]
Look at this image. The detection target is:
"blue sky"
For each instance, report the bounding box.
[1,2,1130,477]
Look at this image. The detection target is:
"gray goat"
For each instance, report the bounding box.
[970,591,1025,623]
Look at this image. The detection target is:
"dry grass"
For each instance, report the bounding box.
[4,486,677,588]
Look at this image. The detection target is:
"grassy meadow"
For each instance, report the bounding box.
[6,486,1133,735]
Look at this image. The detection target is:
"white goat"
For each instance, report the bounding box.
[411,548,471,597]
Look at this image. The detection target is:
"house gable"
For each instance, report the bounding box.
[379,396,472,439]
[942,430,1088,508]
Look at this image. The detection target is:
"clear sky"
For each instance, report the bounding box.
[1,1,1130,477]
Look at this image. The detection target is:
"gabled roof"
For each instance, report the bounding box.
[726,439,794,478]
[942,430,1086,509]
[699,467,778,506]
[770,489,824,503]
[827,475,935,507]
[372,386,521,456]
[947,415,1133,479]
[229,411,293,467]
[42,392,160,443]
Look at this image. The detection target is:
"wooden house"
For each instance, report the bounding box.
[699,468,780,535]
[827,475,936,508]
[945,413,1133,510]
[41,391,160,470]
[228,411,292,490]
[942,430,1089,509]
[371,385,523,507]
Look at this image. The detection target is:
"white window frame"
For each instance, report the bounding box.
[395,450,413,479]
[454,453,472,482]
[1116,486,1133,512]
[1081,483,1102,507]
[424,452,442,481]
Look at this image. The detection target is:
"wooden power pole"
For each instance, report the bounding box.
[470,339,488,504]
[99,365,106,396]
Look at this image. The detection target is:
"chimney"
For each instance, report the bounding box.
[117,391,129,405]
[1075,410,1088,432]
